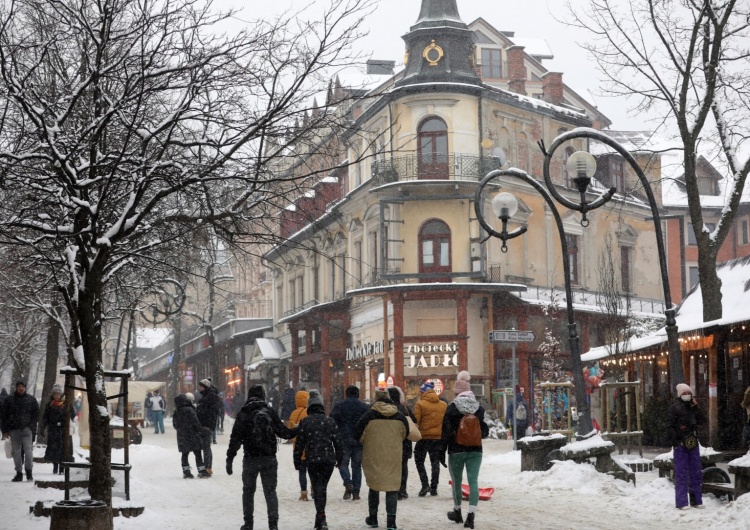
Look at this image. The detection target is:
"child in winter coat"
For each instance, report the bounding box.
[172,394,207,478]
[289,389,310,500]
[293,390,342,530]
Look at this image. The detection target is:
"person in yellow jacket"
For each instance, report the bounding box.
[289,389,310,500]
[413,381,448,497]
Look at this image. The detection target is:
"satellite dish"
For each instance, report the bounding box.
[490,147,507,167]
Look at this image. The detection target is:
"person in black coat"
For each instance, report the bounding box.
[1,380,40,482]
[666,383,706,510]
[196,379,221,475]
[40,385,74,475]
[0,388,8,431]
[173,394,206,478]
[330,385,369,500]
[293,390,342,530]
[226,384,298,530]
[281,384,296,422]
[388,386,416,500]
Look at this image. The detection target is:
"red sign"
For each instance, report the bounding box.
[427,378,444,395]
[386,376,394,387]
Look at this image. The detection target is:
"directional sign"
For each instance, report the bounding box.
[488,330,536,343]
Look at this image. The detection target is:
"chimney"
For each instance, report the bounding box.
[506,45,526,95]
[541,72,564,105]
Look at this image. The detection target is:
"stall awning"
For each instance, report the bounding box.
[255,338,284,360]
[247,360,265,371]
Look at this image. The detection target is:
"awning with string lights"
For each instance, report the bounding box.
[582,256,750,365]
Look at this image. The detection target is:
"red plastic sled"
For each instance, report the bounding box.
[448,480,495,501]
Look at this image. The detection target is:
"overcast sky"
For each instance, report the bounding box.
[222,0,646,130]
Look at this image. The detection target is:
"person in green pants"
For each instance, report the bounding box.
[441,371,489,529]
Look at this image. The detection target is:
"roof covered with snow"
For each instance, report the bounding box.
[583,256,750,361]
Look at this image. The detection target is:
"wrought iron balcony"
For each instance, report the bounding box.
[371,154,504,186]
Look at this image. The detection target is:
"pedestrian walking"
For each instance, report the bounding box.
[148,389,166,434]
[1,380,40,482]
[413,380,448,497]
[442,371,489,529]
[666,383,706,510]
[331,385,369,501]
[196,378,221,475]
[293,390,342,529]
[226,384,298,530]
[40,384,73,475]
[289,389,310,500]
[172,393,208,478]
[505,387,530,440]
[144,391,153,428]
[281,382,296,422]
[387,386,415,500]
[355,383,409,530]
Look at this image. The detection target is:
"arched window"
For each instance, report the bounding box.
[419,219,451,282]
[418,117,448,179]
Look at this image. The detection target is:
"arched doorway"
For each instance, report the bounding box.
[419,219,451,282]
[418,117,449,179]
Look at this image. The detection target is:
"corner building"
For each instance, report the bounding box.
[265,0,667,410]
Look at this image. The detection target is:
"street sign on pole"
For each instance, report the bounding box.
[488,330,536,343]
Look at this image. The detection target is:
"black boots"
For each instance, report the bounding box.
[418,485,430,497]
[25,470,33,482]
[52,463,58,474]
[386,514,397,530]
[447,508,463,523]
[183,467,194,479]
[314,513,328,529]
[11,472,23,482]
[365,515,378,528]
[464,512,475,528]
[343,484,353,500]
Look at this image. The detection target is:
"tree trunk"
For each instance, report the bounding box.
[167,315,182,414]
[698,254,723,323]
[38,307,61,443]
[79,281,112,505]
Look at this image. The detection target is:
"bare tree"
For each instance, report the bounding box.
[568,0,750,322]
[0,0,373,505]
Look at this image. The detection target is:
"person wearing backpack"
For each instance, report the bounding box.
[293,390,342,530]
[226,384,298,530]
[441,371,489,529]
[505,388,529,440]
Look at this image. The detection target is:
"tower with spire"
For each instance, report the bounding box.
[396,0,480,88]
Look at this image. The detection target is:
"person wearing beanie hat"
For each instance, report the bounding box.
[442,370,489,528]
[41,384,72,475]
[172,393,206,479]
[289,389,310,500]
[666,382,706,510]
[414,380,448,497]
[355,381,409,530]
[331,385,369,501]
[226,382,298,530]
[196,378,222,476]
[294,389,342,530]
[1,377,39,482]
[453,371,472,395]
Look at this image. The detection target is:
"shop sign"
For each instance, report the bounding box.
[346,340,386,361]
[427,378,444,395]
[405,343,459,369]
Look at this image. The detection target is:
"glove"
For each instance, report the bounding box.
[439,450,447,468]
[226,460,233,475]
[203,427,211,434]
[294,463,300,471]
[32,431,37,444]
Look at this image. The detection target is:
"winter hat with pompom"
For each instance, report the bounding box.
[420,381,435,393]
[453,371,471,394]
[307,389,324,409]
[676,383,693,397]
[52,384,63,395]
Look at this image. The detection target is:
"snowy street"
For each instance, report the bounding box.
[1,417,749,529]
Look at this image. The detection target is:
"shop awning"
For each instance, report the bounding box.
[246,360,265,371]
[255,338,284,360]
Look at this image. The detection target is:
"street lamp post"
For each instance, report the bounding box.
[475,128,684,437]
[544,129,684,386]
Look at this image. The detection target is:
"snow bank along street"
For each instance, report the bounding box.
[2,418,750,529]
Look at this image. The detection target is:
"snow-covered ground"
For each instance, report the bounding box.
[2,418,750,529]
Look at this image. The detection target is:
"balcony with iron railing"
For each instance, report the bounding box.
[371,154,504,186]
